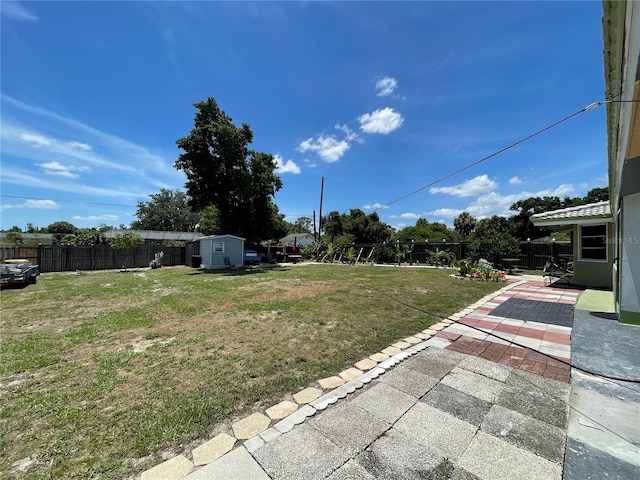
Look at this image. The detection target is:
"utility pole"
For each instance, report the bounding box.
[318,177,324,240]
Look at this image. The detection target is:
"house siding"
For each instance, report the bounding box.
[619,193,640,320]
[571,223,614,289]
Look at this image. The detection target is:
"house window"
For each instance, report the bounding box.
[213,241,225,253]
[580,224,607,261]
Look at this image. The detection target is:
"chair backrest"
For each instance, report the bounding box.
[223,256,231,268]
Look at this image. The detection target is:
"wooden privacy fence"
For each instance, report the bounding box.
[0,245,185,273]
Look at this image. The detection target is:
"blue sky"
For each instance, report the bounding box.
[1,1,608,232]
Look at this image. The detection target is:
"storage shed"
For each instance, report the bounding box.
[199,235,245,269]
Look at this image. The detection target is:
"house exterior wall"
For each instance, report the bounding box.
[619,193,640,323]
[200,235,244,269]
[571,223,614,289]
[604,0,640,324]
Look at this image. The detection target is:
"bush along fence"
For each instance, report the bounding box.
[0,245,185,273]
[295,240,572,270]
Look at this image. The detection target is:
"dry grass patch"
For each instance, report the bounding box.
[1,264,503,479]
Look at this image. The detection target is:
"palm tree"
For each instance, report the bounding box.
[454,212,477,242]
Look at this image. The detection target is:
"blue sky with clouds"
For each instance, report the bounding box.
[1,1,608,232]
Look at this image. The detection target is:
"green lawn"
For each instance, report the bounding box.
[1,265,503,479]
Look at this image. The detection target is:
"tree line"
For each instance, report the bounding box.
[3,95,609,261]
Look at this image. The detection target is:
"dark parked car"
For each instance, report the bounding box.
[243,249,261,265]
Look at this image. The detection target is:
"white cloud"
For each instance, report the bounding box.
[363,203,388,210]
[430,174,498,197]
[1,167,150,199]
[274,154,301,174]
[72,214,119,221]
[298,135,350,162]
[358,108,404,134]
[19,132,52,146]
[335,123,361,143]
[303,159,317,168]
[2,94,171,174]
[37,161,91,178]
[375,77,398,97]
[465,184,576,219]
[390,212,420,219]
[428,208,463,218]
[25,199,60,209]
[1,1,38,22]
[509,176,523,185]
[66,140,92,151]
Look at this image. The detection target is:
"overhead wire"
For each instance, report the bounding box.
[372,97,640,214]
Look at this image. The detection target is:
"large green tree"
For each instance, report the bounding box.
[469,215,520,264]
[174,97,283,244]
[45,221,77,235]
[290,216,312,234]
[394,218,457,243]
[453,212,477,242]
[323,209,393,244]
[131,189,200,232]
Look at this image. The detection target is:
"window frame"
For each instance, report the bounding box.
[579,224,608,262]
[213,241,225,253]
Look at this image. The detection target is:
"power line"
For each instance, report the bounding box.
[372,98,639,214]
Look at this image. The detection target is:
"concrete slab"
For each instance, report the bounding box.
[369,352,389,362]
[567,395,640,467]
[481,405,566,463]
[266,400,298,420]
[326,460,376,480]
[186,447,270,480]
[421,383,492,427]
[354,358,377,371]
[440,367,505,403]
[497,385,568,429]
[355,428,454,480]
[424,336,451,348]
[319,375,346,389]
[309,402,390,456]
[244,435,265,453]
[141,455,194,480]
[504,369,570,402]
[571,309,640,382]
[232,412,271,439]
[403,336,422,344]
[402,353,459,380]
[394,402,477,460]
[458,431,562,480]
[339,367,364,381]
[292,387,322,405]
[574,289,615,313]
[259,427,281,443]
[381,346,402,355]
[272,404,316,433]
[414,332,433,340]
[450,467,482,480]
[192,433,236,466]
[253,423,350,480]
[458,355,511,382]
[377,365,439,398]
[564,437,640,480]
[351,383,417,424]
